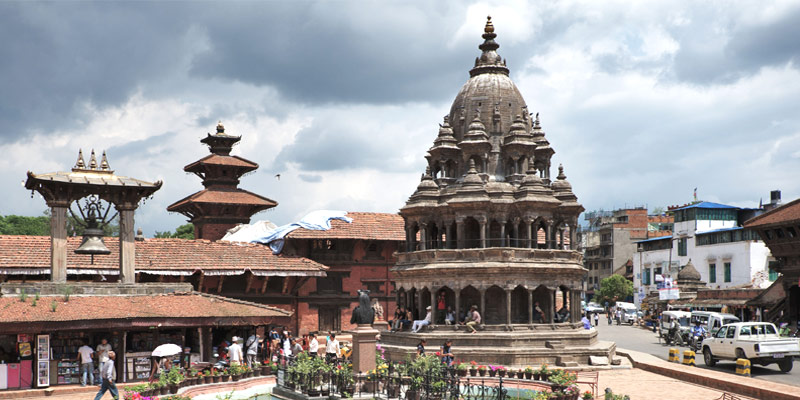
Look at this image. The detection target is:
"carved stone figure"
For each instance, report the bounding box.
[350,289,375,325]
[371,298,384,321]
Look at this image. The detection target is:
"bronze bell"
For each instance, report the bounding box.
[74,216,111,256]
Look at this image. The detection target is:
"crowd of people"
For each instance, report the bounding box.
[390,302,484,333]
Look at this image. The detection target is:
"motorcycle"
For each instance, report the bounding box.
[690,332,708,352]
[664,328,683,346]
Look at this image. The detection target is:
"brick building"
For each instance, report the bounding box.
[579,208,672,297]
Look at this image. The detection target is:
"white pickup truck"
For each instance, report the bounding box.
[702,322,800,373]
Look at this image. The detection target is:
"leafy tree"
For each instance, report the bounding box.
[0,215,51,235]
[43,209,119,237]
[594,274,633,307]
[651,206,665,215]
[154,223,194,239]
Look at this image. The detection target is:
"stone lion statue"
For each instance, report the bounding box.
[350,289,375,325]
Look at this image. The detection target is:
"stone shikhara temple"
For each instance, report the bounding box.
[382,17,616,366]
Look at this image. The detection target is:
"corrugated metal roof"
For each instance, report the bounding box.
[636,235,673,244]
[696,227,743,235]
[671,201,738,211]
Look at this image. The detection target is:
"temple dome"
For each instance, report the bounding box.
[678,260,702,281]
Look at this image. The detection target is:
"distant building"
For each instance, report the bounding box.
[579,208,672,297]
[633,200,776,308]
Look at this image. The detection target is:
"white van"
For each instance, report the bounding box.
[616,302,638,325]
[690,311,740,334]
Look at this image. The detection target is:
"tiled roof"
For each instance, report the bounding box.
[744,197,800,228]
[287,212,405,241]
[184,154,258,172]
[0,292,289,324]
[168,187,277,209]
[0,235,326,276]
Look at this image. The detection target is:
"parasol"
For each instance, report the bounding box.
[151,343,182,357]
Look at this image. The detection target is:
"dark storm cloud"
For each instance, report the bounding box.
[188,2,477,105]
[0,3,193,143]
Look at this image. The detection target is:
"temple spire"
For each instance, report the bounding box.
[470,15,509,76]
[74,149,86,170]
[100,151,111,171]
[88,149,98,170]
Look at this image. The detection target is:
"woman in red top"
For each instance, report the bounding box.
[437,292,446,324]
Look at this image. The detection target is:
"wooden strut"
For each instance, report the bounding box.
[261,277,270,294]
[281,277,291,295]
[217,276,225,293]
[245,273,255,294]
[198,273,205,293]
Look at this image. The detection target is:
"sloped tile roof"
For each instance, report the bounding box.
[744,197,800,228]
[0,292,289,324]
[184,154,258,172]
[287,212,406,241]
[0,235,326,276]
[167,187,277,209]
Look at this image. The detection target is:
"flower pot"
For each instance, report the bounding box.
[168,384,179,394]
[478,369,486,377]
[498,369,506,377]
[517,371,525,379]
[308,389,320,397]
[160,386,169,395]
[254,368,262,377]
[469,369,477,377]
[204,375,213,384]
[488,370,496,377]
[387,384,400,398]
[457,369,467,377]
[213,375,221,383]
[405,389,419,400]
[525,372,532,380]
[321,389,330,397]
[232,374,241,382]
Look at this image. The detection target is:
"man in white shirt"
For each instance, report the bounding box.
[96,338,112,363]
[228,336,244,365]
[77,341,94,386]
[411,306,432,333]
[308,333,319,358]
[325,333,339,363]
[245,334,259,368]
[93,351,118,400]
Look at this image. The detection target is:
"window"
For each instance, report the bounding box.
[768,261,779,281]
[715,327,727,338]
[677,238,687,256]
[643,268,651,285]
[726,327,736,339]
[709,264,716,283]
[724,262,732,283]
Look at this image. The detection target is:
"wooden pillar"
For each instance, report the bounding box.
[217,276,226,293]
[118,205,137,284]
[49,203,68,283]
[505,288,512,326]
[245,273,255,294]
[261,276,270,294]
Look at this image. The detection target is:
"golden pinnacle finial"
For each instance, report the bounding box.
[216,120,225,135]
[484,15,494,33]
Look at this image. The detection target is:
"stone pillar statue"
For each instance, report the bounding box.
[350,290,379,374]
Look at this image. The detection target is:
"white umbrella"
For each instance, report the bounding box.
[152,344,182,357]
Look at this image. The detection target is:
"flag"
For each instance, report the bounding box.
[693,187,697,201]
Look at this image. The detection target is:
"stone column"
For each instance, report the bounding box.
[456,217,465,249]
[525,218,533,249]
[445,222,453,249]
[478,216,487,248]
[551,289,557,323]
[528,289,534,324]
[454,289,461,324]
[49,203,68,283]
[570,222,578,250]
[118,204,137,284]
[418,289,424,320]
[572,290,581,323]
[430,288,437,325]
[479,288,486,322]
[406,226,413,252]
[351,324,380,374]
[546,221,554,249]
[505,288,512,326]
[499,221,506,247]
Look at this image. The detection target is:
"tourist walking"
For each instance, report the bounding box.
[439,339,454,366]
[245,333,259,368]
[228,336,244,365]
[593,312,599,327]
[97,338,112,365]
[77,340,94,386]
[411,306,432,333]
[325,333,339,363]
[93,351,118,400]
[308,333,319,358]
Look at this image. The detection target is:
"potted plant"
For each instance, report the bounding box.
[582,390,594,400]
[430,380,447,400]
[536,364,550,381]
[469,361,478,377]
[405,376,422,400]
[488,365,497,377]
[477,365,487,377]
[230,363,245,381]
[455,362,468,377]
[497,366,506,377]
[524,366,533,380]
[547,369,577,394]
[202,370,213,384]
[166,367,184,394]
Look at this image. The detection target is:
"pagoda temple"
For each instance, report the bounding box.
[168,122,277,241]
[381,17,615,367]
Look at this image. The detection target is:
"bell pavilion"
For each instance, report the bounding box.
[381,17,615,366]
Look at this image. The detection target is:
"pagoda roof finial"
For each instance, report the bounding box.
[484,15,494,34]
[88,149,98,170]
[74,149,86,170]
[100,151,111,171]
[557,164,566,180]
[470,13,507,76]
[216,121,225,135]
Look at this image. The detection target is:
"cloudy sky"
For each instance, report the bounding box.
[2,1,799,235]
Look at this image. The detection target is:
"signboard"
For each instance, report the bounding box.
[277,369,285,386]
[659,287,680,300]
[36,335,49,388]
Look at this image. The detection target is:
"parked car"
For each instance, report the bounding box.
[690,311,740,334]
[702,322,800,373]
[585,302,604,313]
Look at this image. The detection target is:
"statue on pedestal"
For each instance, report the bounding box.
[350,289,375,325]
